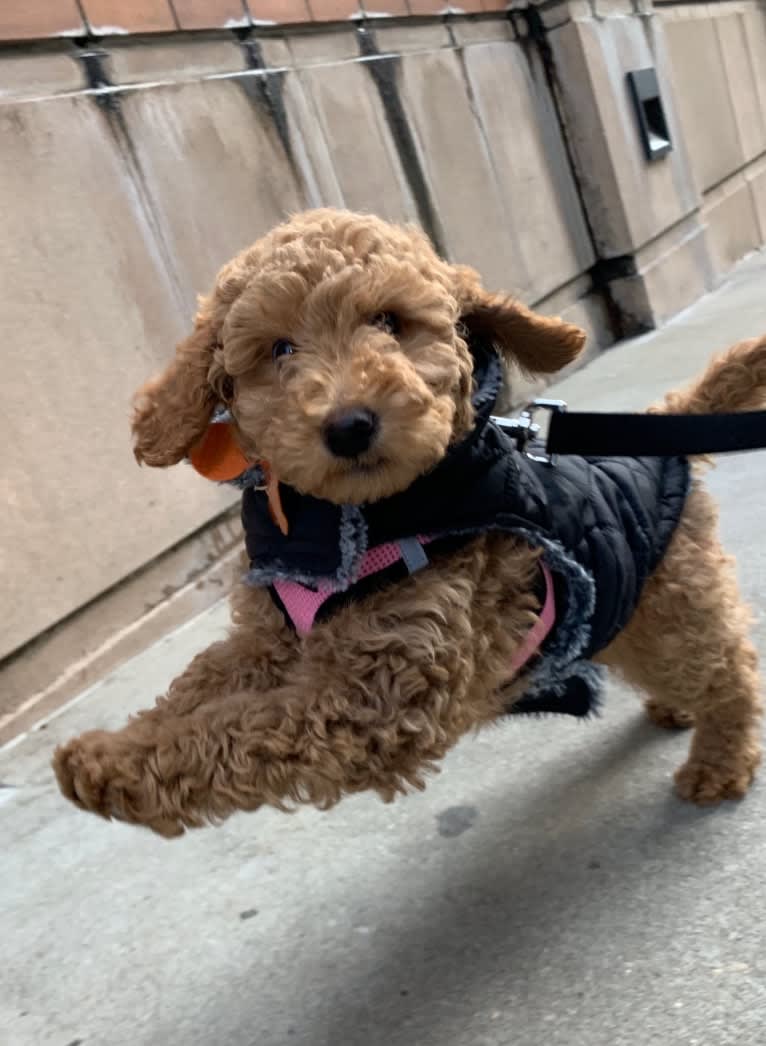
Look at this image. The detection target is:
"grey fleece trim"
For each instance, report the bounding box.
[244,505,369,590]
[246,562,330,589]
[507,527,605,714]
[509,528,596,677]
[335,506,369,590]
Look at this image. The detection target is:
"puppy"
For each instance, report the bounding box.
[54,209,764,837]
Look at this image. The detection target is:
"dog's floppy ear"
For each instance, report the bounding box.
[454,267,586,375]
[131,297,228,468]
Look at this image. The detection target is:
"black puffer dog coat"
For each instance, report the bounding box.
[239,340,690,716]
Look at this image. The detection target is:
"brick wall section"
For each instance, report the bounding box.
[0,0,507,40]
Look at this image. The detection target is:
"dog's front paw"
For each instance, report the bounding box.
[54,731,115,814]
[53,731,185,838]
[674,753,760,805]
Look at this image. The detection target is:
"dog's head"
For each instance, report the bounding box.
[132,209,586,504]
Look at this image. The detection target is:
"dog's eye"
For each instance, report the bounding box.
[370,312,399,336]
[272,339,296,362]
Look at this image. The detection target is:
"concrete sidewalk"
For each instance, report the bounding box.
[3,252,766,1046]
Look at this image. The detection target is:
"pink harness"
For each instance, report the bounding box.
[273,540,556,678]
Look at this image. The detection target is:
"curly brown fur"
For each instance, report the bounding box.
[598,481,762,803]
[53,209,765,836]
[597,335,766,802]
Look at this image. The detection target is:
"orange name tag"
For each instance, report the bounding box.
[188,422,289,536]
[188,422,250,482]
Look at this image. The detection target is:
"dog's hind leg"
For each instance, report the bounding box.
[599,480,763,803]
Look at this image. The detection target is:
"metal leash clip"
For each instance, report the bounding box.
[491,398,567,466]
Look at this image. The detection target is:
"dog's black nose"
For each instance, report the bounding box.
[323,408,379,459]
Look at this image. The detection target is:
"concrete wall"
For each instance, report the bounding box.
[544,0,766,329]
[660,1,766,273]
[1,1,765,733]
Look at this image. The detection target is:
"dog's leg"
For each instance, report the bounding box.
[53,539,541,835]
[53,585,298,835]
[600,480,763,803]
[140,582,296,718]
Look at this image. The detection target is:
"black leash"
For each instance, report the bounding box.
[493,400,766,463]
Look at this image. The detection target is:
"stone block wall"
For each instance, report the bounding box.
[543,0,766,329]
[660,1,766,274]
